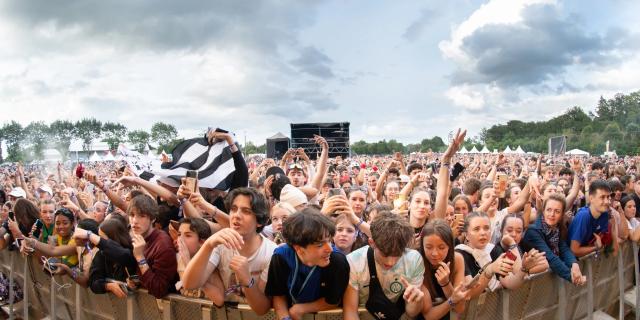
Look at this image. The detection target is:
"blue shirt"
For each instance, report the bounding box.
[567,206,609,246]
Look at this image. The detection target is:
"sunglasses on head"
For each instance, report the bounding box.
[288,163,304,170]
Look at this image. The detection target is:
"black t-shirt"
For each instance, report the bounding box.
[631,193,640,218]
[265,249,349,307]
[456,245,503,277]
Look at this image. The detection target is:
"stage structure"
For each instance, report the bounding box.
[266,132,290,160]
[548,135,567,156]
[290,122,350,159]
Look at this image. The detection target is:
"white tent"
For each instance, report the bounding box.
[566,149,590,156]
[103,151,115,161]
[459,146,468,154]
[469,146,480,153]
[514,146,525,154]
[43,149,62,163]
[89,152,102,162]
[480,146,491,154]
[503,146,513,154]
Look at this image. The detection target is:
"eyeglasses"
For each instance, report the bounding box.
[349,186,368,194]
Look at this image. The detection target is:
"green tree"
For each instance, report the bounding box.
[243,141,266,155]
[128,130,150,153]
[1,121,25,162]
[24,121,49,160]
[150,122,178,147]
[49,120,76,161]
[102,122,128,150]
[75,118,102,151]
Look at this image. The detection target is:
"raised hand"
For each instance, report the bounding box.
[443,129,467,161]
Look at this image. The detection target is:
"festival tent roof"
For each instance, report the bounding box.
[514,146,526,154]
[566,149,590,156]
[89,152,102,162]
[103,151,115,161]
[480,146,491,153]
[503,146,513,154]
[469,146,480,153]
[459,146,468,154]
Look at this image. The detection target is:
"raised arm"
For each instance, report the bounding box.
[565,159,582,208]
[434,129,466,219]
[311,136,329,191]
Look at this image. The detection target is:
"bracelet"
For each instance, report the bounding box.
[439,279,450,287]
[447,297,456,308]
[243,277,255,289]
[137,259,148,266]
[281,317,292,320]
[355,218,364,230]
[507,243,517,251]
[520,266,530,275]
[71,267,79,279]
[86,230,93,240]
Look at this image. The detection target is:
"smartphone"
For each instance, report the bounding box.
[8,211,14,221]
[497,173,508,198]
[465,272,483,289]
[44,257,59,275]
[505,250,517,261]
[184,170,198,192]
[32,219,44,239]
[454,213,464,222]
[327,188,344,198]
[450,162,465,181]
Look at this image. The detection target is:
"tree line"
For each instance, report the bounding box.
[351,91,640,156]
[0,119,180,162]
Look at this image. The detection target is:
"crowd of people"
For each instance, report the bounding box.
[0,128,639,320]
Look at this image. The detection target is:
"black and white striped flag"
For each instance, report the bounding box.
[153,130,237,190]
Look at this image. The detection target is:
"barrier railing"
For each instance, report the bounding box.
[0,241,638,320]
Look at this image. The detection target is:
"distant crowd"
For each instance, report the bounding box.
[1,128,639,320]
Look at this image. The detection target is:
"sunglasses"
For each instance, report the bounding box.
[288,163,304,170]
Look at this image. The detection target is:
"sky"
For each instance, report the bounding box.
[1,0,639,146]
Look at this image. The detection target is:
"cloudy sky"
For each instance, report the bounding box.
[1,0,639,146]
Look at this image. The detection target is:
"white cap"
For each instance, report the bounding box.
[38,185,53,196]
[279,184,308,209]
[9,187,26,198]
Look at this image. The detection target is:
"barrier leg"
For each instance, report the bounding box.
[8,251,14,320]
[618,247,624,320]
[587,258,594,320]
[500,289,509,320]
[126,295,134,320]
[76,284,82,320]
[50,276,56,320]
[634,243,639,320]
[23,256,28,320]
[558,277,567,320]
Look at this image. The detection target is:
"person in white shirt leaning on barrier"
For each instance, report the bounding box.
[182,187,276,314]
[343,211,425,320]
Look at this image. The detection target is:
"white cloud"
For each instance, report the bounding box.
[444,85,486,110]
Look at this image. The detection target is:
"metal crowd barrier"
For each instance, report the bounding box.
[0,241,638,320]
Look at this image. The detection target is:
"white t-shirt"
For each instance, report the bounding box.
[490,208,509,244]
[347,246,424,304]
[208,235,277,302]
[627,217,640,230]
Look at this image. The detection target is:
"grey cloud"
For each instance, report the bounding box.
[451,4,637,88]
[403,9,436,42]
[291,46,334,79]
[0,1,316,54]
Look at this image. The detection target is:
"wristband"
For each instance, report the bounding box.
[520,266,530,275]
[281,317,292,320]
[447,297,456,308]
[71,267,79,279]
[440,279,450,287]
[507,243,517,251]
[86,230,93,240]
[243,277,255,289]
[137,259,148,266]
[355,218,364,230]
